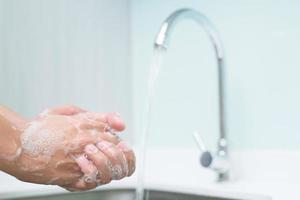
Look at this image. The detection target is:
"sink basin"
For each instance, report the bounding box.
[6,189,270,200]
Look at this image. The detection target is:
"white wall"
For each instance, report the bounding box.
[0,0,133,140]
[131,0,300,149]
[1,0,299,150]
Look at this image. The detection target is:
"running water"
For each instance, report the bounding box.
[135,46,166,200]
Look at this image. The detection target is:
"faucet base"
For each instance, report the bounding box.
[218,172,229,182]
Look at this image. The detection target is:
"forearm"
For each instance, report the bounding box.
[0,106,27,129]
[0,106,26,171]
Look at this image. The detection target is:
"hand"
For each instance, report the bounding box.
[2,105,135,191]
[43,105,136,191]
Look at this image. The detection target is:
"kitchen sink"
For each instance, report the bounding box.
[7,188,270,200]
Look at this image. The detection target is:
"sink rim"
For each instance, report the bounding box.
[0,185,271,200]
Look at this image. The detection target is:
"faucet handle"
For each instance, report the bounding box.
[193,130,230,181]
[193,131,229,174]
[193,131,207,152]
[193,131,213,168]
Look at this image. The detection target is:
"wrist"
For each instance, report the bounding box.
[0,107,26,171]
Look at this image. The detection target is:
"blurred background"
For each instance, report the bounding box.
[0,0,299,151]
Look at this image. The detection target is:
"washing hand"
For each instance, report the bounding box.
[0,105,135,191]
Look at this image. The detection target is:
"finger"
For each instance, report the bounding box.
[117,141,136,176]
[84,112,126,132]
[73,113,108,131]
[62,178,96,191]
[80,123,121,145]
[75,155,99,183]
[79,120,107,131]
[84,144,112,185]
[106,113,126,131]
[47,105,86,116]
[96,141,128,180]
[98,130,121,145]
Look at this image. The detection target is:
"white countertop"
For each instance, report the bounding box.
[0,148,299,200]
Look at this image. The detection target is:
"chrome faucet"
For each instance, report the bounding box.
[154,8,229,181]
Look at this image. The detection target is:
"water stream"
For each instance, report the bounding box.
[135,46,166,200]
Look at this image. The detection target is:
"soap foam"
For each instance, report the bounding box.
[20,112,121,187]
[111,164,123,180]
[0,142,22,162]
[83,169,99,183]
[21,121,64,157]
[14,147,22,159]
[89,129,99,137]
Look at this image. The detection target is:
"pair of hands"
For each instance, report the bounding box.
[6,105,135,191]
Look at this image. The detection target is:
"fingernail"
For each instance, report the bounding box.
[97,141,112,150]
[85,144,98,154]
[111,165,123,180]
[117,141,131,152]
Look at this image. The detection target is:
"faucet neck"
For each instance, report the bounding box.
[154,8,229,181]
[155,8,228,154]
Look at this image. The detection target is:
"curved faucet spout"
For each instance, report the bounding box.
[154,8,229,181]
